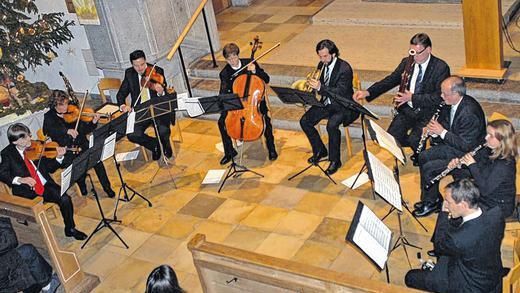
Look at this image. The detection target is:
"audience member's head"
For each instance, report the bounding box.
[146,265,184,293]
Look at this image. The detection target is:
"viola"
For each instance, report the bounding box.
[25,140,81,161]
[62,104,111,124]
[225,36,266,142]
[141,65,166,90]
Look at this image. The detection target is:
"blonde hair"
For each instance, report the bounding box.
[488,119,519,160]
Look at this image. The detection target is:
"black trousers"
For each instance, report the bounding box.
[299,103,359,163]
[418,144,465,202]
[40,182,75,230]
[18,244,53,293]
[387,109,424,151]
[218,100,275,156]
[63,153,112,194]
[127,115,171,152]
[405,256,449,292]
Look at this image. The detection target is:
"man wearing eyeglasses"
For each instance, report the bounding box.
[353,33,450,161]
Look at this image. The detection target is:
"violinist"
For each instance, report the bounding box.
[43,90,115,198]
[218,43,277,165]
[299,39,359,175]
[0,123,87,240]
[116,50,174,160]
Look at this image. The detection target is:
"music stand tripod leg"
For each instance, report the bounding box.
[218,157,264,193]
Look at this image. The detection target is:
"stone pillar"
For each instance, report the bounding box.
[82,0,220,99]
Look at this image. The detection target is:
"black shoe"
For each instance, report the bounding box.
[220,149,238,165]
[152,145,161,161]
[79,186,88,197]
[105,188,116,198]
[164,145,173,159]
[42,273,61,293]
[410,153,419,167]
[325,161,342,175]
[412,200,442,218]
[268,149,278,161]
[307,150,328,164]
[414,201,425,210]
[65,228,87,241]
[427,249,437,258]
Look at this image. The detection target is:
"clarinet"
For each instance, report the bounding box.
[425,143,487,189]
[415,101,446,155]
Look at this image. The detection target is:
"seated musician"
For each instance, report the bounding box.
[413,76,486,217]
[353,33,450,156]
[405,179,505,293]
[447,119,518,218]
[43,90,115,198]
[117,49,174,160]
[0,123,87,240]
[217,42,277,165]
[299,39,359,175]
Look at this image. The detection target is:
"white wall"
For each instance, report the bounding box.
[23,0,103,94]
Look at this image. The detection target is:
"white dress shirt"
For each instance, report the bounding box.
[12,146,63,186]
[408,54,431,108]
[322,57,337,105]
[440,96,463,139]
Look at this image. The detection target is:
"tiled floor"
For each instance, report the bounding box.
[48,118,519,292]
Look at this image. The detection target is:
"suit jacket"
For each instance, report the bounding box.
[434,95,486,153]
[366,54,450,119]
[43,109,96,149]
[0,144,61,199]
[219,58,270,95]
[433,207,504,293]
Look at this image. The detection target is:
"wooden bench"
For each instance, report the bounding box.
[0,193,99,292]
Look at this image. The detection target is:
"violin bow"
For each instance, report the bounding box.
[133,63,158,109]
[231,42,281,78]
[74,91,89,133]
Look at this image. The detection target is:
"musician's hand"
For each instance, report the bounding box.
[153,83,164,95]
[427,119,444,136]
[308,78,320,90]
[442,200,449,213]
[394,90,412,104]
[19,177,36,188]
[460,153,476,166]
[353,90,369,102]
[67,129,78,139]
[92,113,101,124]
[247,63,256,73]
[448,158,460,169]
[120,104,130,113]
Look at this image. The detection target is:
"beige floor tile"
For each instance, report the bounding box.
[255,233,305,259]
[178,193,226,218]
[230,180,272,203]
[308,217,350,248]
[151,189,198,213]
[103,227,153,256]
[132,234,183,264]
[291,240,342,269]
[294,192,341,216]
[274,210,323,239]
[189,220,236,243]
[181,273,203,293]
[82,249,129,279]
[240,205,289,231]
[223,226,271,251]
[327,197,361,221]
[329,245,379,279]
[128,207,175,233]
[260,185,307,209]
[157,214,203,239]
[209,198,257,224]
[99,257,157,290]
[166,240,197,274]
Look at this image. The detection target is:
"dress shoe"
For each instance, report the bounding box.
[152,145,161,161]
[414,201,425,210]
[164,145,173,159]
[427,249,437,258]
[219,149,238,165]
[42,273,61,293]
[412,200,442,218]
[104,188,116,198]
[79,186,88,197]
[268,149,278,161]
[65,228,87,241]
[307,150,328,164]
[325,161,342,175]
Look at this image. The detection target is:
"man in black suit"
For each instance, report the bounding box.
[300,39,360,175]
[353,33,450,157]
[0,123,87,240]
[217,42,277,165]
[405,179,505,293]
[116,50,174,160]
[413,76,486,217]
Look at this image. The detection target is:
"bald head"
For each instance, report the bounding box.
[441,76,465,105]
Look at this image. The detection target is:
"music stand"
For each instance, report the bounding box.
[270,86,323,108]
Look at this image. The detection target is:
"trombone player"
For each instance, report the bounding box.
[299,39,359,175]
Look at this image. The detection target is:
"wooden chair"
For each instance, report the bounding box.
[503,237,520,292]
[341,72,362,159]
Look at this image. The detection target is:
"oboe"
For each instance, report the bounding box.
[425,143,487,189]
[415,102,446,154]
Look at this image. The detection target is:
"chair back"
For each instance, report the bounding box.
[97,78,122,103]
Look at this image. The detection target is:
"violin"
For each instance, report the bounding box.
[141,65,166,90]
[62,104,111,124]
[25,140,81,161]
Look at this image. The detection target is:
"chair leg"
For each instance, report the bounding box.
[344,127,353,159]
[141,145,149,162]
[173,121,183,143]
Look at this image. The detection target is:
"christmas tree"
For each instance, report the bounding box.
[0,0,75,81]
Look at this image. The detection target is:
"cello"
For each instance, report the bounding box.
[225,37,266,142]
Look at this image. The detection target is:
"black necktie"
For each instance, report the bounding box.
[414,65,423,93]
[323,65,330,86]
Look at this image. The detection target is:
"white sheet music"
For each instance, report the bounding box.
[352,204,392,269]
[367,119,405,164]
[126,111,135,134]
[341,172,370,189]
[202,169,226,184]
[101,132,117,162]
[177,92,204,117]
[115,150,140,162]
[60,164,73,196]
[366,151,402,211]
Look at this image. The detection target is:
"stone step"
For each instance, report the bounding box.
[189,59,520,105]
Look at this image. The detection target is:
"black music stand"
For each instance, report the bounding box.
[270,86,323,108]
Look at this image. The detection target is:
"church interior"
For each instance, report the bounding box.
[1,0,520,292]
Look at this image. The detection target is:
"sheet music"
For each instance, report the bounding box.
[202,169,226,184]
[367,119,405,164]
[115,150,140,162]
[176,92,189,111]
[88,134,94,149]
[101,132,117,162]
[96,103,120,115]
[341,172,370,189]
[60,164,73,196]
[352,204,392,269]
[366,151,402,211]
[126,111,135,134]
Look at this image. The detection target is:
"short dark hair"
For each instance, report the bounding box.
[130,50,146,62]
[444,75,466,96]
[223,43,240,59]
[49,90,69,108]
[146,265,184,293]
[410,33,432,49]
[446,179,480,209]
[7,123,30,143]
[316,39,339,57]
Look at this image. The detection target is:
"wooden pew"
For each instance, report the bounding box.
[0,193,99,292]
[188,234,421,293]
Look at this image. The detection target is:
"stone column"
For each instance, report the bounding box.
[83,0,220,99]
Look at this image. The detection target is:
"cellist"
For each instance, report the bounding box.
[218,43,277,165]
